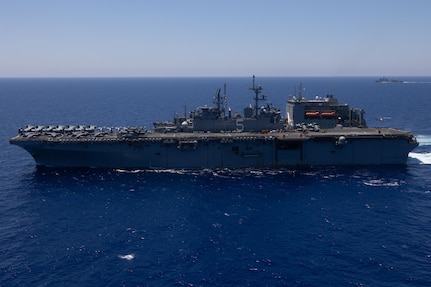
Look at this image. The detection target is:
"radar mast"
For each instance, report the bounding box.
[249,75,266,118]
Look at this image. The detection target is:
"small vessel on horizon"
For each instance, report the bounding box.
[376,77,404,83]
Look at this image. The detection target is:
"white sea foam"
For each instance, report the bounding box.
[363,179,400,187]
[116,169,144,173]
[409,152,431,164]
[118,254,135,260]
[403,81,431,84]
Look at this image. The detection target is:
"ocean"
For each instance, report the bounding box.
[1,77,431,286]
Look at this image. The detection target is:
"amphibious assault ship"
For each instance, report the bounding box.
[10,76,418,169]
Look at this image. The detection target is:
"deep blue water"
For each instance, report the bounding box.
[1,77,431,286]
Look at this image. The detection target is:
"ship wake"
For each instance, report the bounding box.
[408,152,431,164]
[408,135,431,164]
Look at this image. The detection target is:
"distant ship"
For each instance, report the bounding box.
[376,77,404,83]
[10,76,418,169]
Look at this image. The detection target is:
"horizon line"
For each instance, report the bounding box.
[1,75,430,79]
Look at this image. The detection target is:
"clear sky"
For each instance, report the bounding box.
[1,0,430,77]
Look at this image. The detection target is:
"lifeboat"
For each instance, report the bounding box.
[305,111,320,118]
[321,111,336,118]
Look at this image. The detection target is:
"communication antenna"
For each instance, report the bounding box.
[249,75,266,118]
[223,83,227,117]
[213,87,225,118]
[298,83,304,100]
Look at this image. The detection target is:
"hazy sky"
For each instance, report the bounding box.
[1,0,430,77]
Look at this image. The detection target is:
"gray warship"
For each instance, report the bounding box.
[10,76,418,169]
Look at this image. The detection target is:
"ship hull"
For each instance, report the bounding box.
[10,128,418,169]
